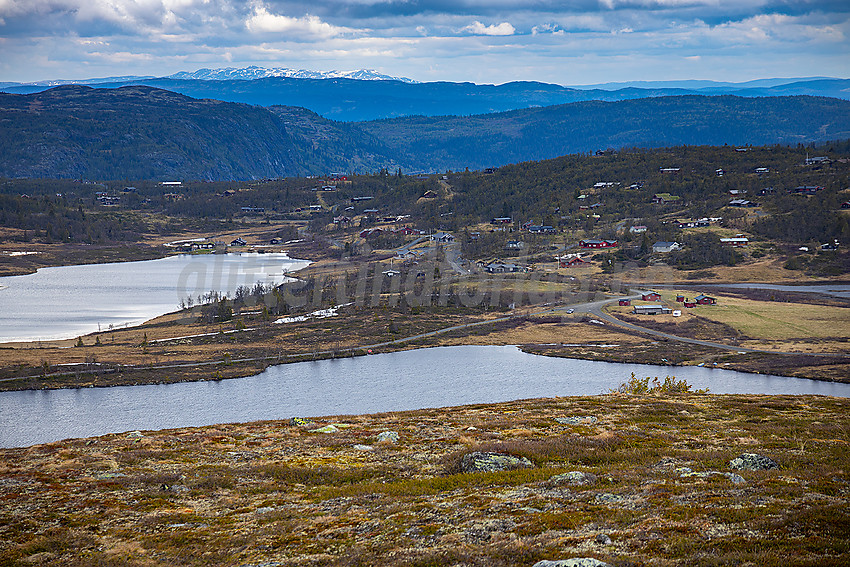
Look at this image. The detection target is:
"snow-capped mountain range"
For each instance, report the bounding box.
[4,67,416,87]
[167,66,416,83]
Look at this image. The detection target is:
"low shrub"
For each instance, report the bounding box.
[612,372,708,394]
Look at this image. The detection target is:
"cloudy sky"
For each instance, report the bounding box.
[0,0,848,85]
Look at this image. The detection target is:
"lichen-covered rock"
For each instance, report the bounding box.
[377,431,399,443]
[550,471,597,485]
[289,417,313,426]
[555,416,598,425]
[730,453,778,471]
[353,444,374,451]
[595,493,625,505]
[676,467,745,483]
[309,425,339,433]
[460,451,533,473]
[724,472,746,484]
[595,533,612,545]
[533,558,612,567]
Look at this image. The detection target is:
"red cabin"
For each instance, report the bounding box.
[579,239,618,249]
[559,256,587,268]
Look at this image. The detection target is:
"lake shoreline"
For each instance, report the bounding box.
[4,345,848,449]
[2,244,848,391]
[2,332,848,394]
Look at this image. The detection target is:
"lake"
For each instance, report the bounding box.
[699,283,850,299]
[2,345,847,448]
[0,253,310,343]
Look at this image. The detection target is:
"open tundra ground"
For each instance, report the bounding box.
[0,394,848,566]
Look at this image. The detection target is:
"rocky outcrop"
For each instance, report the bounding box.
[533,559,612,567]
[460,452,534,473]
[549,471,597,485]
[555,416,598,425]
[377,431,399,443]
[730,453,778,471]
[676,467,745,484]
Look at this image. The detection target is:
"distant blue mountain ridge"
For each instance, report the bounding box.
[1,67,847,122]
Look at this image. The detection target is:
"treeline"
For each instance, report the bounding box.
[3,141,849,250]
[437,143,850,235]
[668,233,743,269]
[751,191,850,244]
[0,193,147,243]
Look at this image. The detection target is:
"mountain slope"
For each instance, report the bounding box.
[0,86,396,179]
[359,95,850,171]
[2,74,848,122]
[1,86,849,180]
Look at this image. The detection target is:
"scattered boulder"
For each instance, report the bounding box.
[675,467,747,484]
[353,444,374,451]
[725,473,746,484]
[95,472,127,480]
[595,493,624,505]
[462,518,517,542]
[549,471,597,485]
[460,452,533,473]
[289,417,313,426]
[309,425,339,434]
[555,416,598,425]
[533,559,612,567]
[595,533,612,545]
[729,453,778,471]
[126,431,143,439]
[377,431,399,443]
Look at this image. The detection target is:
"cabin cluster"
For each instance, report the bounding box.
[629,291,717,315]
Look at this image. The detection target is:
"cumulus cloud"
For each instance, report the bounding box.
[245,4,354,38]
[532,23,565,35]
[461,21,516,36]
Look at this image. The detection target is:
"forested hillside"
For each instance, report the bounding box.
[3,141,848,274]
[0,86,393,180]
[360,96,850,171]
[1,86,850,180]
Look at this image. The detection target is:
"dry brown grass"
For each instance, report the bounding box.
[1,395,848,566]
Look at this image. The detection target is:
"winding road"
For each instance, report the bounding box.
[559,292,849,359]
[4,289,846,384]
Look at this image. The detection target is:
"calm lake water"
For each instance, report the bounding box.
[2,345,847,448]
[0,253,309,342]
[702,283,850,299]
